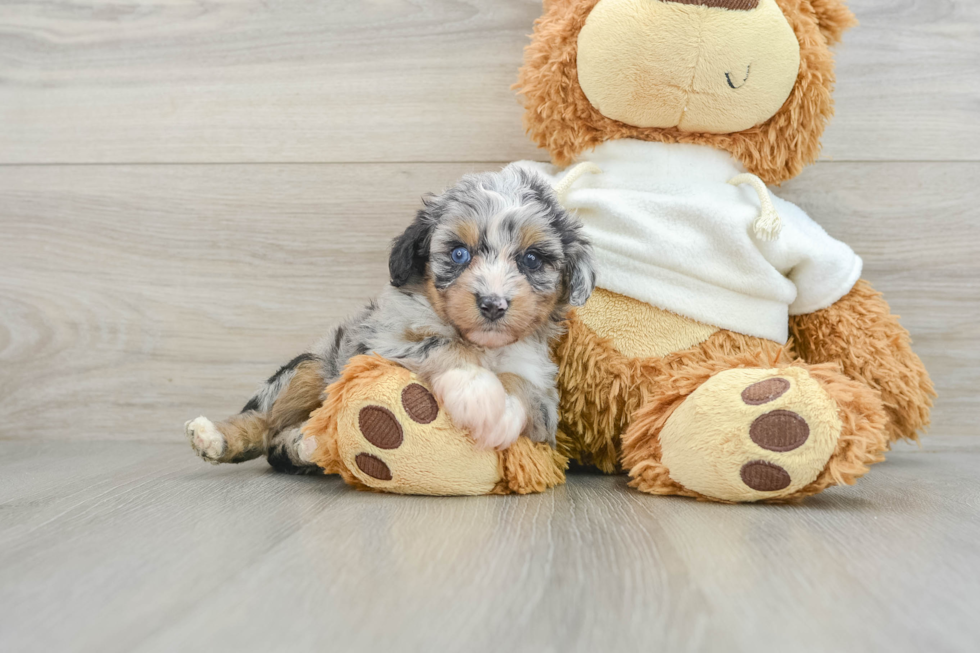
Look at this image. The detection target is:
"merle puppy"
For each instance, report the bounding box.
[185,165,595,473]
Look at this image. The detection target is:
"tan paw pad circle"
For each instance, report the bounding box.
[740,460,791,492]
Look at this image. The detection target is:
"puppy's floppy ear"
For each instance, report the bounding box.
[389,206,434,287]
[519,166,597,307]
[563,239,596,307]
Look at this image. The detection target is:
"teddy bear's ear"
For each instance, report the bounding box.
[541,0,567,11]
[808,0,857,45]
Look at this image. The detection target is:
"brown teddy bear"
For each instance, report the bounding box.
[304,0,934,502]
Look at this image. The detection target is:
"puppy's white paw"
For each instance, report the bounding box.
[480,394,526,450]
[433,367,505,448]
[432,368,525,450]
[298,434,318,463]
[185,416,226,464]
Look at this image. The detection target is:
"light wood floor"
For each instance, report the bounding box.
[1,438,978,653]
[1,0,978,651]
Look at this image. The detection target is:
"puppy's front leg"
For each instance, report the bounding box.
[431,366,526,450]
[499,373,558,447]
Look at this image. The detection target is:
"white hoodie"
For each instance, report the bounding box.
[517,139,862,344]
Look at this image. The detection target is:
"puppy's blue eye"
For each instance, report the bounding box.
[523,251,543,271]
[451,246,471,265]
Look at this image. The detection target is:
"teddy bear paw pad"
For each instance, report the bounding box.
[358,405,404,450]
[739,460,792,492]
[354,453,393,481]
[400,383,439,423]
[748,408,810,452]
[332,371,502,495]
[740,377,791,405]
[352,384,438,478]
[657,367,842,502]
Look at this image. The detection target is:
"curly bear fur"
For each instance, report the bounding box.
[518,0,934,502]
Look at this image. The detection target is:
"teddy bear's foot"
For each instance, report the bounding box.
[302,355,566,495]
[659,367,840,501]
[339,377,503,494]
[624,364,889,502]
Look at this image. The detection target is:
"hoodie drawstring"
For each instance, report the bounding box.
[728,173,783,241]
[552,162,603,202]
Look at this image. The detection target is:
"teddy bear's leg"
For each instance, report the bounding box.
[622,358,890,503]
[302,355,566,495]
[492,436,568,495]
[552,310,641,473]
[790,279,935,443]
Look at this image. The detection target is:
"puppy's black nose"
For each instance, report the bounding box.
[477,295,509,322]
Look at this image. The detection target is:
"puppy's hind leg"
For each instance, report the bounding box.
[267,425,322,475]
[264,355,330,474]
[185,353,325,468]
[185,411,269,465]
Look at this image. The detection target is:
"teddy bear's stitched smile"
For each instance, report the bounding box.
[725,65,751,90]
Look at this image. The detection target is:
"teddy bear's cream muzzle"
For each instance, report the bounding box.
[576,0,802,134]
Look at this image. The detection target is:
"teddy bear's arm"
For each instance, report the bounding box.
[789,279,935,442]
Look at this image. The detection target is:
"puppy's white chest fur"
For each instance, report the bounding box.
[479,339,557,391]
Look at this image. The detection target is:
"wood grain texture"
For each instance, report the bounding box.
[0,0,977,165]
[1,161,976,440]
[0,439,977,653]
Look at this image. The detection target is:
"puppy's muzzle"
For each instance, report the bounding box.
[477,295,509,322]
